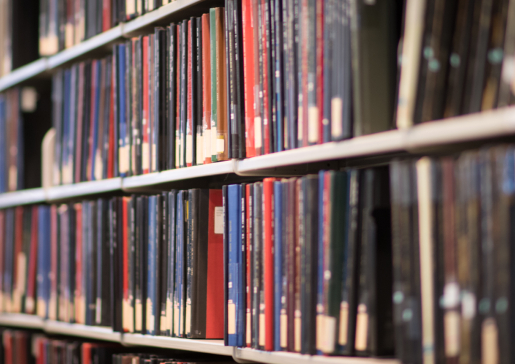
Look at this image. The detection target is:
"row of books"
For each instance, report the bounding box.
[51,0,401,184]
[0,89,23,193]
[0,329,234,364]
[222,168,393,356]
[39,0,177,57]
[0,190,224,338]
[0,0,39,77]
[390,145,515,364]
[397,0,515,128]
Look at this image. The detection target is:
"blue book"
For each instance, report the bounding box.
[0,95,6,193]
[227,184,241,346]
[117,45,128,177]
[68,66,77,183]
[147,196,157,334]
[175,191,185,337]
[317,171,325,354]
[273,181,283,350]
[91,61,102,180]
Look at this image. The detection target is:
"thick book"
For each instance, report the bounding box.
[227,184,242,346]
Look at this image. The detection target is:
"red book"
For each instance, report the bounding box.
[316,0,324,145]
[245,184,252,347]
[12,206,23,312]
[25,206,39,314]
[242,0,255,158]
[187,20,193,167]
[75,62,85,183]
[49,205,58,320]
[261,0,270,154]
[81,343,92,364]
[149,36,155,173]
[0,210,5,312]
[176,24,182,168]
[13,331,28,364]
[206,189,224,338]
[103,0,111,32]
[142,36,150,174]
[108,58,115,179]
[202,14,212,165]
[263,178,276,350]
[74,203,83,323]
[3,330,13,364]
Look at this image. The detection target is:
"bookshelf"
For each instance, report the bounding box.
[1,0,512,362]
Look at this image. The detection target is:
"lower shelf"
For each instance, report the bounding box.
[0,314,400,364]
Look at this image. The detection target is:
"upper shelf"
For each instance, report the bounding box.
[0,0,210,92]
[1,107,515,207]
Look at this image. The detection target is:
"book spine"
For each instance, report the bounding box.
[227,185,241,346]
[246,184,253,347]
[142,36,150,174]
[242,0,256,158]
[202,15,212,165]
[196,19,204,166]
[210,10,219,162]
[273,181,283,351]
[263,178,275,350]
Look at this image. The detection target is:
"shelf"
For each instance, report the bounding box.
[122,334,232,356]
[0,313,45,329]
[122,160,235,191]
[47,25,124,69]
[0,59,48,92]
[0,188,47,209]
[46,178,123,202]
[233,348,399,364]
[236,130,407,174]
[123,0,206,35]
[44,320,122,342]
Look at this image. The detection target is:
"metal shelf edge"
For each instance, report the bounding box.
[0,313,45,329]
[0,188,47,209]
[44,321,122,342]
[121,161,235,190]
[122,334,232,355]
[233,348,400,364]
[46,178,123,202]
[0,59,48,92]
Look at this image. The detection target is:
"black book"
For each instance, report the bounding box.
[155,194,163,334]
[354,167,393,356]
[226,0,238,159]
[248,183,256,348]
[52,71,64,186]
[155,28,169,172]
[168,25,177,170]
[189,189,210,338]
[190,19,198,167]
[268,0,277,153]
[443,0,476,118]
[273,0,285,152]
[140,195,149,333]
[180,21,188,168]
[418,0,457,123]
[109,198,123,332]
[255,182,264,350]
[96,199,111,327]
[134,196,143,333]
[86,0,97,39]
[113,47,119,177]
[186,189,195,337]
[167,190,178,336]
[389,161,423,363]
[300,175,318,354]
[462,0,495,114]
[257,0,266,154]
[86,201,98,326]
